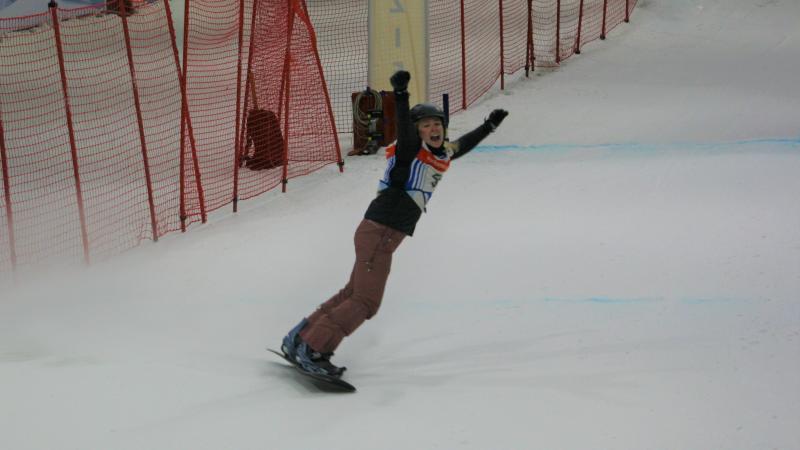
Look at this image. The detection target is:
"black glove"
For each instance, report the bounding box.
[485,109,508,131]
[390,70,410,93]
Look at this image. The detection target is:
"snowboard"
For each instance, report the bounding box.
[268,348,356,393]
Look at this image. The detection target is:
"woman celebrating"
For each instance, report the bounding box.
[281,70,509,377]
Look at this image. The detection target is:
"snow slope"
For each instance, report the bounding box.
[0,0,101,17]
[1,1,799,449]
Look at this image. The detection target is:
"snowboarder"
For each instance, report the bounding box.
[280,70,509,377]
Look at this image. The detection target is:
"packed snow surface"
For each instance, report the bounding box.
[2,0,799,449]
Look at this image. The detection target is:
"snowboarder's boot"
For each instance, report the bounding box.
[281,318,308,360]
[294,341,346,378]
[281,319,346,378]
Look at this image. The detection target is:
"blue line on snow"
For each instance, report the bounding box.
[474,137,800,154]
[543,297,664,304]
[681,298,746,305]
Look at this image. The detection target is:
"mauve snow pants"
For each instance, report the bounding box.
[300,219,406,353]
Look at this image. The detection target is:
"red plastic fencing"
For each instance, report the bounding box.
[308,0,638,132]
[180,0,341,220]
[303,1,366,141]
[179,0,253,219]
[0,0,342,274]
[1,0,635,275]
[242,0,341,196]
[0,1,188,271]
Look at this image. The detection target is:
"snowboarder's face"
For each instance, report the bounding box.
[417,117,444,148]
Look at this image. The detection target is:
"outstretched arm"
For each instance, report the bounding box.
[451,109,509,160]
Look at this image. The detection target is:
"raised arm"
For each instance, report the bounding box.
[390,71,420,163]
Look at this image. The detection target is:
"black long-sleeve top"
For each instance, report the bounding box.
[363,91,494,236]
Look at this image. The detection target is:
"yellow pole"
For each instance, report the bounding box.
[368,0,428,104]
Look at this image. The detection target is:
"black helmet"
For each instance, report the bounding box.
[410,103,445,123]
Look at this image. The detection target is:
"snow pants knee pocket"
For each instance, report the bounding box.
[352,220,406,319]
